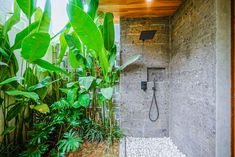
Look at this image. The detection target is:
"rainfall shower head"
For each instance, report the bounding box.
[139,30,157,41]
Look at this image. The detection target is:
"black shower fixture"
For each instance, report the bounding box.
[139,30,157,41]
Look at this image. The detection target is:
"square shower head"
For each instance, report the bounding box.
[139,30,157,41]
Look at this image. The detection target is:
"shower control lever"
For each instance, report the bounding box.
[141,81,147,91]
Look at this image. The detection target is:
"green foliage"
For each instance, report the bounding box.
[81,119,124,144]
[79,76,95,90]
[1,126,16,136]
[0,76,23,86]
[16,0,36,19]
[5,90,39,101]
[87,0,99,20]
[0,47,9,59]
[0,0,142,156]
[34,59,68,75]
[34,7,43,21]
[58,33,68,64]
[77,93,90,107]
[0,62,8,66]
[3,0,20,36]
[23,67,38,87]
[58,130,82,154]
[28,76,51,91]
[38,0,51,32]
[103,13,115,51]
[120,54,141,70]
[82,119,105,143]
[12,21,40,50]
[21,32,50,62]
[67,2,110,75]
[6,103,23,121]
[20,144,49,157]
[69,0,83,9]
[32,103,50,113]
[101,87,114,100]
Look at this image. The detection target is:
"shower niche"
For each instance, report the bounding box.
[147,67,166,82]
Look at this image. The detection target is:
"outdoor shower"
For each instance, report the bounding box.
[139,30,160,122]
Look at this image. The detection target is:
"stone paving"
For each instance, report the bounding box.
[124,137,186,157]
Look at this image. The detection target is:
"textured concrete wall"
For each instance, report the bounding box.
[169,0,216,156]
[120,17,169,137]
[215,0,231,156]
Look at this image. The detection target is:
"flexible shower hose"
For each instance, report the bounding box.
[149,78,159,122]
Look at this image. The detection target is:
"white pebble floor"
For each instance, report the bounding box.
[125,137,186,157]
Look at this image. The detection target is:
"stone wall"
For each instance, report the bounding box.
[120,17,170,137]
[169,0,216,156]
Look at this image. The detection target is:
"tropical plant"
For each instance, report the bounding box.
[0,0,140,156]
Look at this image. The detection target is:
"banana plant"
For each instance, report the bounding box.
[0,0,65,153]
[0,0,141,155]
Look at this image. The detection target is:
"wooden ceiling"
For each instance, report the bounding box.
[99,0,183,23]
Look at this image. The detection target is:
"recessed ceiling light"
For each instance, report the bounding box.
[146,0,152,2]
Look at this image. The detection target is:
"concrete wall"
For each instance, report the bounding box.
[215,0,231,156]
[120,17,170,137]
[119,0,231,156]
[169,0,216,156]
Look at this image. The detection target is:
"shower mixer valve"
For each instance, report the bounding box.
[141,81,147,91]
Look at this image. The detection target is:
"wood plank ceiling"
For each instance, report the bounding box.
[99,0,183,23]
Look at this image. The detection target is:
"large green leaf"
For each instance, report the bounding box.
[103,13,114,51]
[67,3,109,75]
[87,0,99,20]
[79,76,95,90]
[34,7,43,21]
[0,76,23,86]
[28,76,51,91]
[36,87,48,100]
[73,93,90,108]
[67,88,78,104]
[11,53,19,74]
[23,67,38,87]
[101,87,113,100]
[69,0,83,9]
[3,0,20,36]
[120,54,141,70]
[16,0,36,19]
[58,33,68,64]
[97,93,105,107]
[64,33,85,68]
[21,32,50,62]
[5,91,39,101]
[6,104,23,121]
[32,103,50,113]
[69,51,79,68]
[64,33,83,56]
[100,48,109,76]
[109,45,117,71]
[38,0,51,32]
[12,21,40,50]
[34,59,68,75]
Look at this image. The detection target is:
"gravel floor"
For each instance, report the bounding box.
[125,137,186,157]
